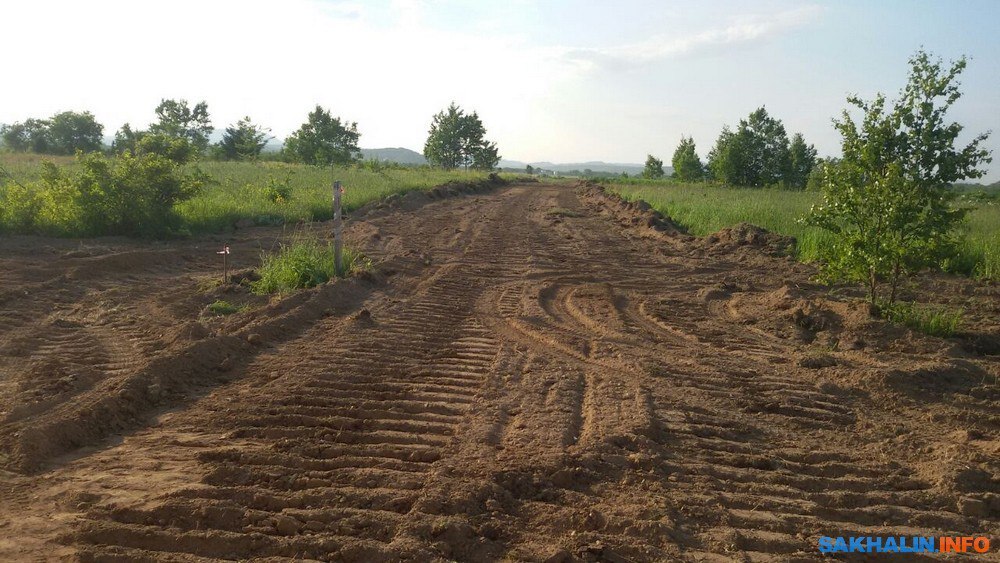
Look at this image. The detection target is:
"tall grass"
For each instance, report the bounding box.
[0,154,499,236]
[176,161,495,233]
[879,301,964,338]
[611,181,1000,281]
[252,239,371,294]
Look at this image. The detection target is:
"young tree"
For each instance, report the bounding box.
[805,50,991,306]
[423,103,500,170]
[526,164,534,175]
[706,126,743,183]
[642,154,664,179]
[283,106,360,166]
[786,133,817,189]
[215,117,272,161]
[707,107,791,187]
[671,136,703,181]
[149,99,213,153]
[47,111,104,154]
[1,118,52,153]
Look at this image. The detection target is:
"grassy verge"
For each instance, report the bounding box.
[0,154,507,237]
[252,239,371,294]
[610,181,1000,281]
[177,162,500,234]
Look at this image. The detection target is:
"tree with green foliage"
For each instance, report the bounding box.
[47,111,104,154]
[786,133,817,189]
[671,136,703,181]
[112,123,145,154]
[642,154,664,179]
[707,107,792,187]
[526,164,534,175]
[215,117,272,161]
[1,118,52,153]
[283,106,360,166]
[805,50,991,306]
[149,99,212,153]
[2,112,104,155]
[423,103,500,170]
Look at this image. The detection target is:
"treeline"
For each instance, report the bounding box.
[643,107,820,189]
[1,100,500,171]
[0,99,501,237]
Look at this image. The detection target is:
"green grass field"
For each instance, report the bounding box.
[611,181,1000,281]
[178,161,494,233]
[0,154,497,236]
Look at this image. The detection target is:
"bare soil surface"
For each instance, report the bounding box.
[0,182,997,561]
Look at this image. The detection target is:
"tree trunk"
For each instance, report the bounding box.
[869,267,878,308]
[888,259,902,307]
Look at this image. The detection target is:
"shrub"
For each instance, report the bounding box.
[260,176,292,204]
[0,150,204,237]
[252,239,370,294]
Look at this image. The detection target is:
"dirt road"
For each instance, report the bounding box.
[0,182,997,561]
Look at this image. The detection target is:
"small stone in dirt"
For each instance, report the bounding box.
[957,497,989,517]
[799,354,837,369]
[581,509,607,531]
[217,356,234,372]
[247,333,264,346]
[147,383,162,401]
[353,308,372,322]
[274,514,301,535]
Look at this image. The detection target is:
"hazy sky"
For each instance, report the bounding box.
[3,0,998,180]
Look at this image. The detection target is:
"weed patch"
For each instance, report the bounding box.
[879,301,964,338]
[206,300,243,315]
[252,239,371,294]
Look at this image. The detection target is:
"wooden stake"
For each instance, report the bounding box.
[333,180,343,276]
[217,245,230,284]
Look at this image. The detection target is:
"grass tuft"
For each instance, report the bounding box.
[252,239,371,295]
[879,301,964,338]
[206,300,242,315]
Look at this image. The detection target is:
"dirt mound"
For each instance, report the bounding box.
[580,182,685,237]
[357,174,509,217]
[702,222,795,255]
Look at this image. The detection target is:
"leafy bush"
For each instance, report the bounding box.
[0,150,204,237]
[879,301,963,338]
[252,239,370,294]
[260,176,292,204]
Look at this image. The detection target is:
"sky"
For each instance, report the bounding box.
[2,0,999,181]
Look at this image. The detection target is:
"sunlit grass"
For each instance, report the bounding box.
[252,238,372,295]
[611,181,1000,281]
[177,161,495,234]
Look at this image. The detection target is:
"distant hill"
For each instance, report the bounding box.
[357,148,666,176]
[501,159,650,176]
[359,147,427,165]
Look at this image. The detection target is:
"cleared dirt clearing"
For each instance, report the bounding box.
[0,183,997,561]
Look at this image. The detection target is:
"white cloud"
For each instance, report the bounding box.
[562,5,823,70]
